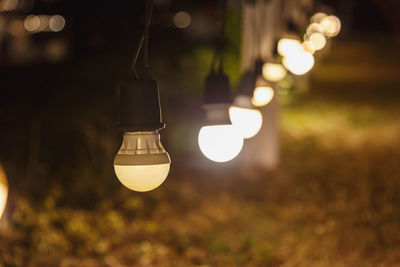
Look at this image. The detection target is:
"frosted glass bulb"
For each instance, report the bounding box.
[262,63,287,82]
[282,50,314,75]
[229,106,262,139]
[114,131,170,192]
[320,15,341,37]
[252,86,274,107]
[309,32,326,50]
[198,125,243,162]
[277,38,302,57]
[0,165,8,219]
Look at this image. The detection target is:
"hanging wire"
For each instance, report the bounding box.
[131,0,154,78]
[210,0,228,74]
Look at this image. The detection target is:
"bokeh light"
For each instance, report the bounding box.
[262,63,287,82]
[309,32,326,50]
[320,15,341,37]
[252,86,274,107]
[277,38,302,57]
[0,165,8,219]
[310,12,327,23]
[282,50,314,75]
[49,15,65,32]
[24,15,40,32]
[302,41,316,54]
[307,23,323,36]
[229,106,263,139]
[173,11,191,29]
[198,125,243,162]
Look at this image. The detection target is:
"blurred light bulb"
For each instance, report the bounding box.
[229,106,262,139]
[309,32,326,50]
[302,41,316,54]
[262,63,287,82]
[24,15,40,32]
[277,38,302,57]
[282,50,314,75]
[114,131,170,192]
[49,15,65,32]
[173,11,191,29]
[198,125,243,162]
[320,15,341,37]
[310,12,327,23]
[0,165,8,219]
[252,86,274,107]
[307,22,323,36]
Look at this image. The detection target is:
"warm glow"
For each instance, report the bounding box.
[49,15,65,32]
[0,165,8,219]
[309,32,326,50]
[277,38,302,57]
[302,41,316,54]
[114,132,170,192]
[307,23,323,36]
[24,15,40,32]
[310,12,327,24]
[282,50,314,75]
[173,11,191,29]
[320,15,341,37]
[114,164,170,192]
[198,125,243,162]
[262,63,287,82]
[252,86,274,107]
[229,106,262,139]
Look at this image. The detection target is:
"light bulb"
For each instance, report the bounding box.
[114,131,170,192]
[282,50,314,75]
[252,86,274,107]
[262,63,287,82]
[229,106,262,139]
[311,12,327,24]
[198,125,243,162]
[0,165,8,219]
[302,41,316,54]
[320,15,341,37]
[309,32,326,50]
[277,38,302,57]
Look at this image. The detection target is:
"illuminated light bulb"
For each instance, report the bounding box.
[115,78,170,192]
[302,41,316,54]
[307,23,323,36]
[229,105,262,139]
[24,15,40,32]
[320,15,341,37]
[309,32,326,50]
[252,86,274,107]
[114,131,170,192]
[277,37,302,57]
[310,12,327,23]
[0,165,8,219]
[37,15,50,31]
[282,50,314,75]
[173,11,191,29]
[49,15,65,32]
[262,63,287,82]
[198,124,243,162]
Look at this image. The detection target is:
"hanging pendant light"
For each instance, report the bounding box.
[198,0,243,162]
[198,70,244,162]
[114,0,170,192]
[229,69,262,139]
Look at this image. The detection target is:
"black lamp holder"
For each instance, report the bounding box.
[117,0,164,132]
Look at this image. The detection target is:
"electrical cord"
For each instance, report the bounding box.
[131,0,154,79]
[210,0,228,74]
